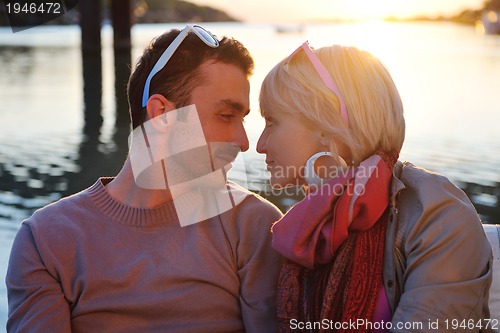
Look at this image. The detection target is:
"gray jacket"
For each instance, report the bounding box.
[384,161,492,332]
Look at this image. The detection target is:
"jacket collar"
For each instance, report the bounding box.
[390,161,407,206]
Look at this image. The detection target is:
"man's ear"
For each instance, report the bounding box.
[145,94,176,120]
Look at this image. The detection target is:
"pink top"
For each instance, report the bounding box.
[371,281,392,333]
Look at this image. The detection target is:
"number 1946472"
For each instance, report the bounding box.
[5,2,62,14]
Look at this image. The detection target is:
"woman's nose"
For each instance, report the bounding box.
[256,130,267,154]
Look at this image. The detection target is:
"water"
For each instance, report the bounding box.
[1,21,500,330]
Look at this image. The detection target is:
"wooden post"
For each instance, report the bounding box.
[79,0,103,134]
[111,0,132,54]
[111,0,132,126]
[80,0,102,55]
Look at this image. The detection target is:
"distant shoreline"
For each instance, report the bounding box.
[307,11,484,27]
[382,12,482,26]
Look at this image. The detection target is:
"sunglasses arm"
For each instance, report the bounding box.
[142,27,191,107]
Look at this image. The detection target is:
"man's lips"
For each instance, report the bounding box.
[212,150,239,166]
[215,154,236,163]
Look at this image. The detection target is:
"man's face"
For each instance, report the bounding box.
[189,60,250,169]
[129,60,251,191]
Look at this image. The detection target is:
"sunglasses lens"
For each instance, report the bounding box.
[193,26,219,47]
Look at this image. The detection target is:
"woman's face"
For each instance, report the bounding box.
[256,109,323,188]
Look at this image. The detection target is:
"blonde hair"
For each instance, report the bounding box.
[259,45,405,165]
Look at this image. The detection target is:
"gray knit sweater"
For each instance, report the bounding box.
[6,178,283,333]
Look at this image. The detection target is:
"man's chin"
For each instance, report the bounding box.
[269,178,300,190]
[214,158,234,172]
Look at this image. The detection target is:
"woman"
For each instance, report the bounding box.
[257,42,492,332]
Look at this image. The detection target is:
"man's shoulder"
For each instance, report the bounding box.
[218,183,282,258]
[24,181,97,230]
[226,182,283,221]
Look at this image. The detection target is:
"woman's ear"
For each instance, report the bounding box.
[319,132,352,165]
[319,133,329,148]
[145,94,176,121]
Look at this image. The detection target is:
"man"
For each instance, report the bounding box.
[6,25,282,333]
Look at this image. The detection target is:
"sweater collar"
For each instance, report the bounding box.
[87,177,179,227]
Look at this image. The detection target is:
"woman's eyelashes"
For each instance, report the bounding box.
[265,117,275,128]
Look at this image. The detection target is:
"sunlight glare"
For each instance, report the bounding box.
[342,0,401,20]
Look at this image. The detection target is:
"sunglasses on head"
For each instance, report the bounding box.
[287,42,349,127]
[142,24,219,108]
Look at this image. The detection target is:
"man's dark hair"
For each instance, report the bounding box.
[127,29,254,129]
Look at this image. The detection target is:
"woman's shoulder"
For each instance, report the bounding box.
[396,161,455,188]
[393,161,481,232]
[394,161,472,207]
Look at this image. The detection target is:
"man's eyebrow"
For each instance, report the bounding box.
[218,99,250,116]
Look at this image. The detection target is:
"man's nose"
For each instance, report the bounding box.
[235,123,250,152]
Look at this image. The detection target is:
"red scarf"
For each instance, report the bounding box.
[272,152,397,332]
